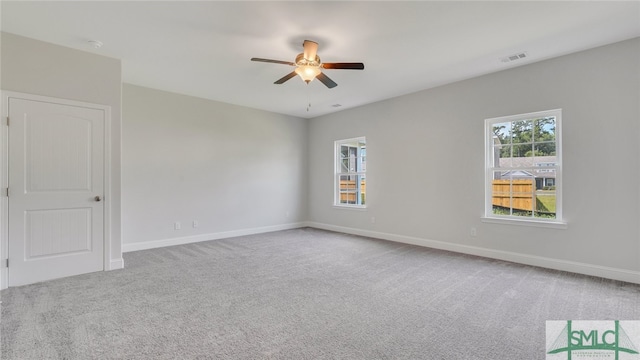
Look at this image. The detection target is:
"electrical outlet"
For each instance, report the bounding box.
[174,222,181,230]
[371,217,376,224]
[192,220,198,228]
[470,227,477,237]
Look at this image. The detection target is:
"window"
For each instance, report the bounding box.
[335,137,366,207]
[485,109,562,224]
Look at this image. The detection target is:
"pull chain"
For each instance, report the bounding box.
[306,82,311,112]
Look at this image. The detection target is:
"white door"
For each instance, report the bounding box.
[8,97,105,286]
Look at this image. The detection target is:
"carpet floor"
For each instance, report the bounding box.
[1,228,638,359]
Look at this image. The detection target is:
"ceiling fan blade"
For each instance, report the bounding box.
[303,40,319,62]
[251,58,295,66]
[316,72,337,89]
[322,62,365,70]
[274,71,298,84]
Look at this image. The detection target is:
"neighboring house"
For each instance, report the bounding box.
[498,156,557,190]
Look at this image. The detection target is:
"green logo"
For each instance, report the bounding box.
[547,320,639,360]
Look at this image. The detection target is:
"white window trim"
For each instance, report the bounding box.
[483,109,566,227]
[481,216,567,229]
[334,136,367,209]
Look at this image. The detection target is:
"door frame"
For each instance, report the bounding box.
[1,91,113,289]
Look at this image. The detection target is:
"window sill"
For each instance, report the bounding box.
[481,216,568,229]
[333,204,367,211]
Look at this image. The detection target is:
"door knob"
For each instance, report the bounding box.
[95,196,101,202]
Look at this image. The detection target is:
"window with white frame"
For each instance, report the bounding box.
[335,137,366,207]
[485,109,562,223]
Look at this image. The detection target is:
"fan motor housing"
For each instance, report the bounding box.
[295,53,321,67]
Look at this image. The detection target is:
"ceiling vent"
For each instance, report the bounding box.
[501,52,528,63]
[88,40,103,49]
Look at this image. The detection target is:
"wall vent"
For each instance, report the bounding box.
[501,52,528,63]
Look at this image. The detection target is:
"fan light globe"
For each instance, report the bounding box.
[295,65,321,83]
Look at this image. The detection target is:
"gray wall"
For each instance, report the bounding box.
[1,32,123,268]
[122,84,308,247]
[2,31,637,283]
[308,38,640,280]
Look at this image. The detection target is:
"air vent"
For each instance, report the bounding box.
[501,52,528,63]
[88,40,103,49]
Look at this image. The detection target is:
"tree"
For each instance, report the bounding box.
[493,117,556,158]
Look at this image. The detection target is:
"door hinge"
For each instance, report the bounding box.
[5,188,8,197]
[6,116,9,126]
[5,259,8,268]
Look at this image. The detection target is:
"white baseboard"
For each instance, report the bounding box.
[306,222,640,285]
[107,258,124,270]
[122,222,307,253]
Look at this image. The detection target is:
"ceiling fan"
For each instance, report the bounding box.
[251,40,364,89]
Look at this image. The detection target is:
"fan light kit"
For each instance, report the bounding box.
[251,40,364,88]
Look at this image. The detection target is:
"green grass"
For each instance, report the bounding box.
[536,193,556,212]
[493,192,556,219]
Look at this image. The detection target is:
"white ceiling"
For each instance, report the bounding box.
[2,1,639,119]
